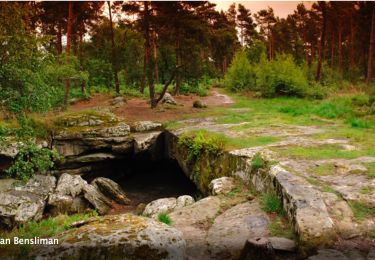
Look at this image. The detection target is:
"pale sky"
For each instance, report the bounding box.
[213,1,313,18]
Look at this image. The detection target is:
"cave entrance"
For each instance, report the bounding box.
[83,157,198,214]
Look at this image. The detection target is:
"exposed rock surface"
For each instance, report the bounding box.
[91,177,130,205]
[82,183,112,215]
[143,195,195,218]
[48,173,89,214]
[133,121,162,132]
[34,214,186,260]
[307,249,348,260]
[0,175,56,227]
[207,201,270,259]
[111,96,126,108]
[162,93,177,105]
[209,177,236,195]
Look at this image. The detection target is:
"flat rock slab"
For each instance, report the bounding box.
[34,214,186,260]
[207,201,270,260]
[169,196,221,259]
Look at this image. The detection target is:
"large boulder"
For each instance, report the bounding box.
[82,184,112,215]
[209,177,236,195]
[0,175,56,227]
[48,173,90,214]
[34,214,186,259]
[207,201,270,259]
[193,100,207,108]
[91,177,130,205]
[133,121,162,132]
[143,196,195,218]
[162,93,177,105]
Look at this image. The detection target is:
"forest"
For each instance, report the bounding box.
[0,1,374,115]
[1,1,375,259]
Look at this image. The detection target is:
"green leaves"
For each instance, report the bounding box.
[5,141,60,181]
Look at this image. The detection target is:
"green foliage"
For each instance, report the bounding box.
[157,213,172,225]
[5,141,59,181]
[260,193,285,216]
[251,153,266,172]
[224,50,256,92]
[255,54,309,97]
[85,58,113,88]
[178,130,224,161]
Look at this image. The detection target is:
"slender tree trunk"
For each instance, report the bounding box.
[152,30,159,83]
[64,1,73,108]
[316,4,327,81]
[108,1,120,94]
[330,31,335,68]
[366,4,375,84]
[349,11,355,69]
[174,35,182,96]
[338,22,343,71]
[57,23,62,55]
[144,1,156,108]
[303,31,308,65]
[79,30,86,94]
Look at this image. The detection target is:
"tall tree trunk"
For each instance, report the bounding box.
[330,31,335,68]
[338,22,343,71]
[79,30,86,94]
[316,3,327,81]
[303,31,308,65]
[349,10,355,69]
[108,1,120,94]
[144,1,156,108]
[64,1,73,108]
[57,23,62,55]
[366,4,375,84]
[174,35,182,96]
[152,30,159,83]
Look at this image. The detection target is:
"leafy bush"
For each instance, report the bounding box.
[225,50,256,92]
[5,141,59,181]
[157,213,172,225]
[255,54,309,97]
[85,58,113,88]
[178,130,224,161]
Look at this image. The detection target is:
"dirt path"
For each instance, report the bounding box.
[68,88,233,123]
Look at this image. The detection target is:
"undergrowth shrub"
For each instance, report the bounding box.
[256,54,309,97]
[225,50,256,92]
[178,130,224,161]
[5,141,59,181]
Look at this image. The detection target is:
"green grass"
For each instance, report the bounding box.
[268,216,294,239]
[273,144,375,160]
[349,201,375,221]
[226,187,241,198]
[260,193,285,216]
[251,153,266,172]
[365,162,375,179]
[157,213,172,225]
[0,210,98,256]
[312,163,336,176]
[360,186,374,194]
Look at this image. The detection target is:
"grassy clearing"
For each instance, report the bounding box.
[157,213,172,225]
[311,163,336,176]
[272,144,375,160]
[179,129,280,153]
